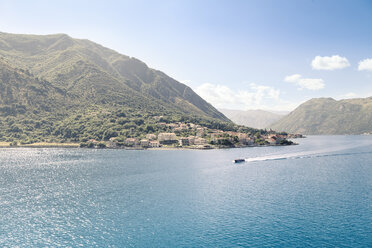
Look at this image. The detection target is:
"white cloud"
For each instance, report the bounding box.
[284,74,302,83]
[358,58,372,71]
[311,55,350,70]
[297,78,325,90]
[195,83,281,110]
[284,74,325,90]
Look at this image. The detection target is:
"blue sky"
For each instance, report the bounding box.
[1,0,372,111]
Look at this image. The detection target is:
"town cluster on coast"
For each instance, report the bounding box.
[80,121,301,149]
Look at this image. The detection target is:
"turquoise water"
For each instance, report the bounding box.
[1,136,371,247]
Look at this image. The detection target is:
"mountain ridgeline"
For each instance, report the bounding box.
[219,109,286,129]
[0,32,240,143]
[270,97,372,135]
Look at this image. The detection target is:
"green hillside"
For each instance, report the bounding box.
[270,97,372,134]
[0,32,236,144]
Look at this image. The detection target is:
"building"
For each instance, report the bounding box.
[210,132,224,140]
[125,138,139,146]
[146,134,157,140]
[187,136,196,145]
[194,137,207,145]
[158,133,178,145]
[196,128,205,137]
[140,139,149,147]
[179,137,190,146]
[179,123,188,130]
[149,141,160,148]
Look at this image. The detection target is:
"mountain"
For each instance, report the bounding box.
[0,32,233,143]
[0,32,227,120]
[269,97,372,134]
[219,109,286,129]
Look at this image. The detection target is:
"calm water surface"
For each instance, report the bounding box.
[1,136,371,247]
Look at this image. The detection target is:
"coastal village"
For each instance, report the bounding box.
[81,119,300,149]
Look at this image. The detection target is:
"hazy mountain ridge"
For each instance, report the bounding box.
[270,97,372,134]
[219,109,285,129]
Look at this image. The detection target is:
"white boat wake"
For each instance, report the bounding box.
[242,142,372,163]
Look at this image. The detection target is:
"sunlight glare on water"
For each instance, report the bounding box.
[1,136,371,247]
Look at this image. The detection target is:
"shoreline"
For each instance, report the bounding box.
[0,142,80,148]
[0,143,297,150]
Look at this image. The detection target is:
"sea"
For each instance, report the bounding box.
[1,135,371,247]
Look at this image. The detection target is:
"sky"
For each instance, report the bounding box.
[1,0,372,111]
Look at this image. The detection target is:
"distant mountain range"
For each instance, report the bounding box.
[269,97,372,134]
[219,109,286,129]
[0,32,233,143]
